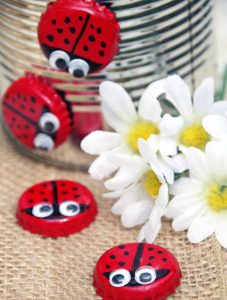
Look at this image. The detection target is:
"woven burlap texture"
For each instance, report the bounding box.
[0,126,226,300]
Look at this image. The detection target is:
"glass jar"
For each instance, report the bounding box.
[0,0,214,170]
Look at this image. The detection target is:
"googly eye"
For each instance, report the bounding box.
[34,133,54,151]
[135,267,156,285]
[39,112,60,134]
[32,203,54,218]
[109,269,131,287]
[68,59,90,78]
[49,50,70,70]
[59,201,80,217]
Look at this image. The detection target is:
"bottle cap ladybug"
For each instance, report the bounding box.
[94,243,182,300]
[2,75,71,151]
[17,180,98,237]
[38,0,120,78]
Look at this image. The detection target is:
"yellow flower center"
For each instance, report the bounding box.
[143,170,161,198]
[179,122,210,150]
[127,121,159,153]
[207,183,227,212]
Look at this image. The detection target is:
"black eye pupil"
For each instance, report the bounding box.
[67,204,78,212]
[139,272,152,283]
[112,274,124,285]
[40,206,51,212]
[44,121,55,133]
[56,58,67,69]
[73,69,84,78]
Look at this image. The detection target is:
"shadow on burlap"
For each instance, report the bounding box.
[0,126,226,300]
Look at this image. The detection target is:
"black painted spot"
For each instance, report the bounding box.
[162,258,167,262]
[61,191,68,195]
[88,35,95,42]
[20,104,25,109]
[101,41,106,48]
[69,27,76,34]
[30,108,35,113]
[118,262,125,266]
[149,256,154,260]
[43,198,48,202]
[83,45,89,51]
[42,183,47,187]
[72,187,78,191]
[52,19,57,25]
[29,199,34,203]
[110,255,115,259]
[23,135,28,139]
[30,96,36,103]
[99,50,104,57]
[106,264,111,269]
[65,17,71,24]
[74,194,81,198]
[40,191,44,195]
[57,28,63,34]
[147,263,152,266]
[24,125,29,129]
[12,117,16,122]
[123,251,129,256]
[61,183,66,187]
[29,189,34,193]
[158,250,163,254]
[148,247,153,251]
[97,27,102,34]
[23,96,27,101]
[47,35,54,42]
[78,16,83,21]
[118,245,125,249]
[64,39,70,45]
[17,94,21,99]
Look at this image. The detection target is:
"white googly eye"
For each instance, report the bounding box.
[34,133,54,151]
[135,267,156,285]
[49,50,70,70]
[59,201,80,217]
[39,112,60,134]
[32,203,54,218]
[68,59,90,78]
[109,269,131,287]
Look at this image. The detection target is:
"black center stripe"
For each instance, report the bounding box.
[3,101,37,128]
[51,181,58,206]
[71,14,90,54]
[131,243,145,273]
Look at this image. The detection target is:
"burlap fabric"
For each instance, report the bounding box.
[0,125,226,300]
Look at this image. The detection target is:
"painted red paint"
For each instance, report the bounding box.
[17,180,98,237]
[38,0,120,77]
[94,243,182,300]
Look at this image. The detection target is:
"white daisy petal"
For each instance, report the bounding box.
[215,212,227,249]
[80,131,123,155]
[100,81,137,129]
[171,201,206,231]
[108,152,146,170]
[169,177,203,196]
[165,75,194,122]
[180,146,211,182]
[103,189,126,199]
[138,79,164,123]
[121,200,153,228]
[159,114,184,136]
[187,209,216,243]
[104,167,141,190]
[159,137,178,156]
[202,115,227,140]
[193,77,214,117]
[205,141,227,182]
[111,184,141,215]
[155,183,169,207]
[88,153,118,180]
[209,100,227,117]
[162,154,187,174]
[138,138,158,163]
[137,223,146,242]
[157,160,174,184]
[166,193,203,219]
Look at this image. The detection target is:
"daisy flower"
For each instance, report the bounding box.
[104,137,185,243]
[203,113,227,142]
[80,79,165,180]
[166,141,227,248]
[158,75,227,157]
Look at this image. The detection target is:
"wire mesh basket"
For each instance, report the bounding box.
[0,0,214,170]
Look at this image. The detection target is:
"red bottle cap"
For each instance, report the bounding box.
[2,75,71,150]
[94,243,182,300]
[17,180,98,237]
[38,0,120,77]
